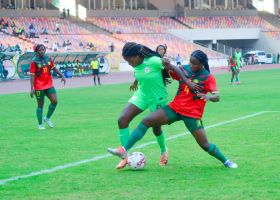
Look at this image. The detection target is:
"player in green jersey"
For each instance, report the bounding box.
[112,42,200,169]
[234,48,242,84]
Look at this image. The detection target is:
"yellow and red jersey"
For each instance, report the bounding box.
[30,59,55,90]
[168,65,218,119]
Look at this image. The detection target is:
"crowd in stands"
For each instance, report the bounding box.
[87,17,186,33]
[176,16,279,31]
[1,15,279,72]
[114,33,226,59]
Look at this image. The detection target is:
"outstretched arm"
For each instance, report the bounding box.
[162,58,202,91]
[197,91,220,102]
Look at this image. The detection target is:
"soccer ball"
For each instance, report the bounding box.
[127,152,146,170]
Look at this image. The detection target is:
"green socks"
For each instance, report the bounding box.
[156,132,167,153]
[36,107,43,125]
[46,104,57,119]
[119,128,129,146]
[208,143,228,163]
[124,122,148,151]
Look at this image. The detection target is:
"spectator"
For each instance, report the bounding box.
[79,42,83,47]
[0,43,4,52]
[55,23,60,33]
[41,27,48,35]
[175,54,183,65]
[67,9,70,17]
[277,53,280,64]
[29,23,34,31]
[109,43,114,52]
[66,40,72,46]
[62,41,67,47]
[44,36,49,44]
[62,8,66,19]
[52,42,58,52]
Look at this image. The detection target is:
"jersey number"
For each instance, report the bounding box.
[184,85,190,95]
[43,67,48,73]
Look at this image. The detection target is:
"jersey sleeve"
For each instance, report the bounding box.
[204,75,218,93]
[168,70,180,80]
[29,62,36,75]
[50,60,55,69]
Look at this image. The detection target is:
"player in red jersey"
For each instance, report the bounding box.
[30,44,66,130]
[108,50,238,169]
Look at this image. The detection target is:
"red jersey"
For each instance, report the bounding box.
[168,65,218,119]
[30,58,55,90]
[229,57,236,67]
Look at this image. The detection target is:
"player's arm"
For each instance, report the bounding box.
[30,74,35,98]
[29,62,35,98]
[197,75,219,102]
[162,58,202,91]
[50,60,66,85]
[197,91,220,102]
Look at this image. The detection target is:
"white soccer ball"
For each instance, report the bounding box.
[127,152,146,170]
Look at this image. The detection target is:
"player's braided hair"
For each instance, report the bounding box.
[122,42,170,85]
[33,44,45,52]
[191,50,210,72]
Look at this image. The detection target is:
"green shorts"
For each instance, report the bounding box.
[35,87,56,100]
[161,105,204,133]
[128,93,167,112]
[230,66,237,72]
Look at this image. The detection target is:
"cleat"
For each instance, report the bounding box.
[38,124,46,130]
[107,146,127,159]
[224,160,238,169]
[44,117,54,128]
[159,150,168,166]
[116,158,128,169]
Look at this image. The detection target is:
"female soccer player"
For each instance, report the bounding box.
[228,54,237,84]
[114,42,200,169]
[30,44,66,130]
[108,50,238,169]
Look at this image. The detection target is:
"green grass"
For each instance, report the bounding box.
[0,69,280,199]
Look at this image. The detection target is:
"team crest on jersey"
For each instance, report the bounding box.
[144,67,150,73]
[193,79,199,83]
[37,63,42,68]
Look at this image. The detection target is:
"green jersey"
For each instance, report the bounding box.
[235,52,242,68]
[134,56,167,101]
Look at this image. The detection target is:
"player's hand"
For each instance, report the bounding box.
[30,89,34,98]
[187,81,203,91]
[162,58,171,69]
[197,92,209,101]
[130,81,138,91]
[61,76,66,85]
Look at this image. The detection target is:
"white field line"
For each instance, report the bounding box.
[0,111,278,186]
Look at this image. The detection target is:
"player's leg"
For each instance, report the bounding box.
[150,101,168,165]
[97,71,101,85]
[92,70,96,85]
[108,108,170,161]
[123,106,171,151]
[35,90,45,129]
[230,68,235,84]
[184,117,237,168]
[44,87,57,128]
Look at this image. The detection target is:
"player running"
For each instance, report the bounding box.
[108,50,238,169]
[30,44,66,130]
